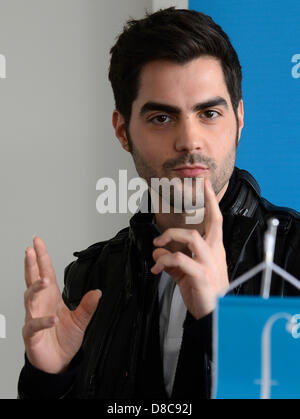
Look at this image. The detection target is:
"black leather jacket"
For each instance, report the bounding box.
[18,167,300,399]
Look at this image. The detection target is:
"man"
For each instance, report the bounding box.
[18,8,300,399]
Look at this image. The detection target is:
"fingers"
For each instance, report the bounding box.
[24,236,55,288]
[152,179,224,262]
[71,290,102,333]
[22,316,58,341]
[24,247,41,287]
[151,250,204,280]
[33,236,56,282]
[204,178,223,245]
[153,228,210,263]
[152,247,170,262]
[24,278,49,316]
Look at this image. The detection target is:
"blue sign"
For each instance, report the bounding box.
[189,0,300,211]
[213,296,300,399]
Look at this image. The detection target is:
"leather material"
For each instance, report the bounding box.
[61,166,300,399]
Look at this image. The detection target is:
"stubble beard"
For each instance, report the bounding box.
[126,126,238,212]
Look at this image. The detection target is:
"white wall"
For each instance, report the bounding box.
[152,0,188,11]
[0,0,154,399]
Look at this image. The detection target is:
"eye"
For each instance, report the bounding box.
[149,114,172,125]
[201,110,220,120]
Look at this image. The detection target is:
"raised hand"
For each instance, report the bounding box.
[151,178,229,319]
[22,237,101,374]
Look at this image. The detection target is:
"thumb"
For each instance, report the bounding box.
[73,289,102,332]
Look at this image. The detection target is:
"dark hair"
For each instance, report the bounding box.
[109,7,242,125]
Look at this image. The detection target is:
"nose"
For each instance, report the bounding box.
[174,116,206,153]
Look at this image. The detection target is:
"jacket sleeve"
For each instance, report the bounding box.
[172,310,213,399]
[17,350,84,399]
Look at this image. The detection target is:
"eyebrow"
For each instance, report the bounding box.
[139,96,229,117]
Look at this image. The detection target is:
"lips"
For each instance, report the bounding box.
[173,166,208,177]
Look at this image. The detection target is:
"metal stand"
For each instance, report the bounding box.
[261,218,279,298]
[223,218,300,297]
[216,218,300,400]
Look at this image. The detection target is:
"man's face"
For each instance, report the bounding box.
[114,56,244,208]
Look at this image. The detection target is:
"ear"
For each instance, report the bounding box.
[112,110,131,152]
[236,99,244,142]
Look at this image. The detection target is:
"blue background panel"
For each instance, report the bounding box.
[189,0,300,210]
[214,296,300,399]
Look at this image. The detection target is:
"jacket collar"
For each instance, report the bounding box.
[129,167,261,281]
